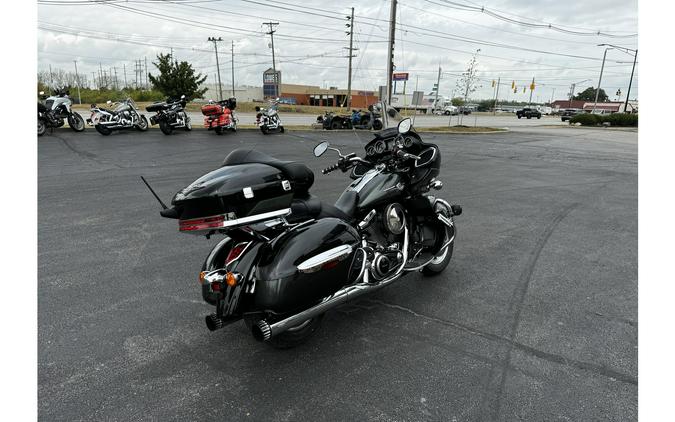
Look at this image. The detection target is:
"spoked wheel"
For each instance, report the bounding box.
[135,115,149,131]
[422,201,455,276]
[68,113,85,132]
[184,115,192,131]
[244,313,324,349]
[38,119,46,137]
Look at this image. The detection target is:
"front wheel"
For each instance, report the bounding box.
[159,120,173,135]
[245,314,324,349]
[68,113,85,132]
[184,116,192,131]
[135,115,149,131]
[260,125,269,135]
[38,119,46,137]
[422,203,455,276]
[372,119,383,130]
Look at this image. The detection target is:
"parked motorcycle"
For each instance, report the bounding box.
[147,95,192,135]
[201,98,237,135]
[37,89,85,136]
[89,98,149,136]
[256,98,284,134]
[318,111,352,130]
[351,105,384,130]
[145,117,462,348]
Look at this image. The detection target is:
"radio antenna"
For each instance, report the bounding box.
[140,176,168,210]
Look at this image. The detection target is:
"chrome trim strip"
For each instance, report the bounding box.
[297,244,353,273]
[180,208,292,234]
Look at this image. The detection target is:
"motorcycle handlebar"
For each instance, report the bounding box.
[322,163,341,175]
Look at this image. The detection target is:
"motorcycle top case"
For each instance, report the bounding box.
[171,162,294,234]
[201,104,224,116]
[253,218,360,313]
[146,102,168,112]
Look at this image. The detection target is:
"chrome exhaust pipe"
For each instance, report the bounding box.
[255,227,409,341]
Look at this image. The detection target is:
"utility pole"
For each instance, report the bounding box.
[231,40,235,97]
[73,60,82,104]
[113,67,119,91]
[385,0,397,104]
[263,22,280,97]
[493,77,501,115]
[49,64,54,86]
[624,48,637,113]
[123,63,127,89]
[593,47,611,113]
[433,65,441,110]
[145,56,148,90]
[550,88,555,104]
[99,63,103,89]
[528,77,535,106]
[345,7,356,109]
[208,37,224,100]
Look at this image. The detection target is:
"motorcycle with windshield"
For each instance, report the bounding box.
[146,95,192,135]
[37,89,85,136]
[89,98,149,136]
[255,98,284,134]
[146,118,461,348]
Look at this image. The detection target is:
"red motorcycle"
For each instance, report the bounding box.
[201,98,237,134]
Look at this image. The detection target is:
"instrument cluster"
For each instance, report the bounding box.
[364,134,420,160]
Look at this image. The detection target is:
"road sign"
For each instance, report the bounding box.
[412,91,424,105]
[393,72,409,81]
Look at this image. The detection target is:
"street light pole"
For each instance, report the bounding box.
[593,47,611,114]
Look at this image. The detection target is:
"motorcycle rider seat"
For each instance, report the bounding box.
[288,194,354,223]
[222,149,314,195]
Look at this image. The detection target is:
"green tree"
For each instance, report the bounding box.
[573,87,608,102]
[476,99,494,112]
[451,97,466,107]
[148,53,207,100]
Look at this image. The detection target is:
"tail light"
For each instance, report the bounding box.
[179,215,225,232]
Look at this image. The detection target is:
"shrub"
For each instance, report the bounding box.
[570,113,602,126]
[601,113,638,127]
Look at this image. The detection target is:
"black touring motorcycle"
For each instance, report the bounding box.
[146,118,461,348]
[146,95,192,135]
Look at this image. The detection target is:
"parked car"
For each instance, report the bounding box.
[560,109,582,122]
[516,108,542,119]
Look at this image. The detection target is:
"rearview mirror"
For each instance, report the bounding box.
[313,141,329,157]
[398,118,412,134]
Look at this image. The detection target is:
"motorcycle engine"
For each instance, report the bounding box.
[364,203,407,281]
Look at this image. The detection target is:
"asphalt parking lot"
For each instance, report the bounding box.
[38,126,637,421]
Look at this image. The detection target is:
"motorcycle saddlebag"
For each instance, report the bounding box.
[171,163,294,234]
[201,104,223,116]
[253,218,360,313]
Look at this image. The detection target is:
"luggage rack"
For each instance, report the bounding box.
[179,208,292,235]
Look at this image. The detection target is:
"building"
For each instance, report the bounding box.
[279,84,378,108]
[550,99,638,113]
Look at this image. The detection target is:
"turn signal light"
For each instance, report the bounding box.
[226,272,238,287]
[199,271,207,285]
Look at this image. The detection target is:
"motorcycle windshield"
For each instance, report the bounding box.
[371,101,403,129]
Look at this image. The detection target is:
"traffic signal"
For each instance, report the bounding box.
[530,82,535,91]
[492,80,496,87]
[511,80,515,89]
[432,83,438,91]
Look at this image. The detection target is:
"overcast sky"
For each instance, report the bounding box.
[37,0,638,102]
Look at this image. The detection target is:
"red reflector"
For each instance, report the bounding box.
[322,260,339,270]
[179,215,225,232]
[226,242,251,265]
[211,281,222,292]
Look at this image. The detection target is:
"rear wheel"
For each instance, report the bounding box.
[68,113,85,132]
[135,115,149,131]
[184,115,192,131]
[372,119,383,130]
[260,126,269,135]
[215,126,223,135]
[159,120,173,135]
[95,124,112,136]
[331,120,341,130]
[38,119,46,137]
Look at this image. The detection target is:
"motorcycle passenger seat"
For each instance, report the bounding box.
[288,194,353,223]
[222,149,314,195]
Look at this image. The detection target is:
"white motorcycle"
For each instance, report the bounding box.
[37,89,85,136]
[88,98,149,136]
[255,98,284,134]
